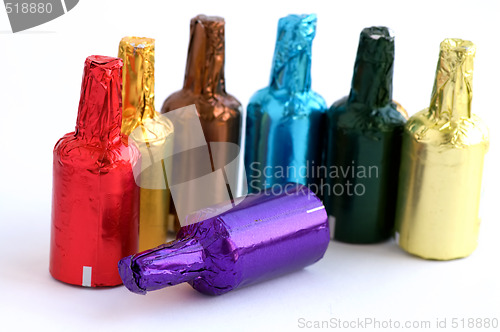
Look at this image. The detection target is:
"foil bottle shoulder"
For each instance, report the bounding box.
[404,109,489,150]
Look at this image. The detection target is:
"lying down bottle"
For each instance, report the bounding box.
[118,183,329,295]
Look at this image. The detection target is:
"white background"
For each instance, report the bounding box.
[0,0,499,331]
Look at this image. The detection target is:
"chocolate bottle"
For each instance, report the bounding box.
[119,37,174,250]
[395,39,489,260]
[325,27,407,243]
[50,56,139,287]
[161,15,242,231]
[119,184,329,295]
[244,14,327,194]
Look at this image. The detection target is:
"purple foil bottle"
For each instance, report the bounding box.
[118,184,329,295]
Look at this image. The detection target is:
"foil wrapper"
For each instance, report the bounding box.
[118,183,329,295]
[325,27,408,243]
[395,39,489,260]
[244,14,327,194]
[119,37,174,251]
[161,15,242,233]
[50,56,140,287]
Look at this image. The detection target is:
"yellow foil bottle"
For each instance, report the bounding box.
[394,39,489,260]
[119,37,174,251]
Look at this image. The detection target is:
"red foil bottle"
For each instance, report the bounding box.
[50,56,140,287]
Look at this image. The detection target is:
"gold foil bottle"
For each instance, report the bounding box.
[394,39,489,260]
[119,37,174,251]
[161,15,242,232]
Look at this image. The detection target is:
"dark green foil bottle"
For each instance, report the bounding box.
[325,27,407,243]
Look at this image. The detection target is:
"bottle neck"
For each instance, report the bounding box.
[75,56,123,143]
[183,15,225,96]
[119,37,156,136]
[269,14,316,93]
[120,237,205,293]
[348,26,394,109]
[429,38,475,121]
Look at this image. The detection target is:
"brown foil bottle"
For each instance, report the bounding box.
[161,15,242,232]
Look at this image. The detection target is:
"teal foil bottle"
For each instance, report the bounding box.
[325,27,408,243]
[244,14,327,194]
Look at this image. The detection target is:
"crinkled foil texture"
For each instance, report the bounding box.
[270,14,316,91]
[119,184,330,295]
[161,15,242,232]
[50,56,140,287]
[119,37,174,251]
[395,39,489,260]
[324,27,407,244]
[245,14,327,193]
[162,14,241,142]
[119,36,157,136]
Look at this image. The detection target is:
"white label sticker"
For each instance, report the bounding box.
[82,266,92,287]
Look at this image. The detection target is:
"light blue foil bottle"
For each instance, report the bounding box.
[244,14,327,194]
